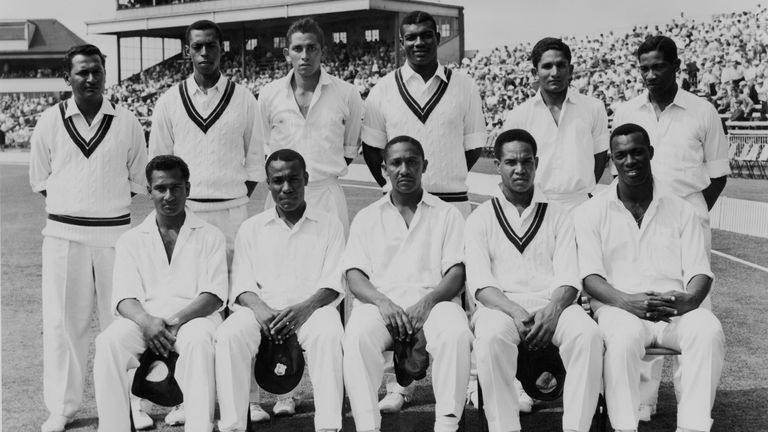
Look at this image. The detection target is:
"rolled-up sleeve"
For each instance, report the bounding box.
[680,205,714,285]
[361,85,388,149]
[463,80,487,151]
[574,203,607,281]
[126,114,148,195]
[316,218,346,306]
[464,208,500,301]
[440,207,465,275]
[201,227,229,309]
[343,215,372,278]
[344,86,364,159]
[29,110,53,193]
[592,101,610,154]
[111,236,145,317]
[551,212,581,294]
[244,94,267,183]
[229,223,259,306]
[702,104,730,178]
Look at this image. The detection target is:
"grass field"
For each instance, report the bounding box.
[2,160,768,432]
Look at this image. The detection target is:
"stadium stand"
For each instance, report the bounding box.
[4,4,768,179]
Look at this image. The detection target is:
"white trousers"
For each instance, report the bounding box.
[343,302,472,432]
[265,178,349,236]
[472,305,602,432]
[193,204,248,266]
[215,306,344,432]
[596,306,725,431]
[42,236,115,418]
[94,315,221,432]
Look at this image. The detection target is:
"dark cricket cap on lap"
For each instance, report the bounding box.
[131,349,184,407]
[393,328,430,387]
[516,343,566,401]
[254,333,305,395]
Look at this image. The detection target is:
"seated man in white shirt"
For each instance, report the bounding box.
[94,155,228,432]
[466,129,602,432]
[342,136,472,432]
[215,149,346,432]
[575,123,725,432]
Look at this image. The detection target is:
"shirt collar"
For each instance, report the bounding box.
[401,61,447,84]
[533,87,577,106]
[64,96,116,119]
[493,185,549,205]
[639,87,689,110]
[604,177,663,213]
[186,73,227,96]
[264,205,321,229]
[379,190,442,210]
[283,67,332,90]
[137,208,206,233]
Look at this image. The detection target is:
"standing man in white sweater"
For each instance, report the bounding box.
[259,17,363,235]
[148,19,266,425]
[29,44,147,432]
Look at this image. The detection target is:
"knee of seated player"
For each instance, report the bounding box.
[302,306,343,348]
[176,317,216,353]
[424,302,472,344]
[678,308,725,348]
[95,318,140,355]
[472,307,520,350]
[596,307,645,349]
[215,309,260,350]
[342,304,386,351]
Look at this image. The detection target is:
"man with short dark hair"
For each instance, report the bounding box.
[215,149,346,432]
[503,37,609,211]
[149,19,265,263]
[612,35,729,420]
[343,136,472,432]
[94,155,228,432]
[467,129,602,432]
[575,123,725,432]
[362,10,486,219]
[149,19,266,424]
[258,17,363,235]
[29,43,147,432]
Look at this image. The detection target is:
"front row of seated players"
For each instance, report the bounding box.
[95,127,724,432]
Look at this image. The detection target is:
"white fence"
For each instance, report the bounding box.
[711,196,768,239]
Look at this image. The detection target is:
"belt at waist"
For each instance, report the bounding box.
[48,213,130,227]
[188,197,235,203]
[431,191,468,202]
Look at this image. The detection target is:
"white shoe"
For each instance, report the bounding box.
[249,403,271,422]
[164,404,185,426]
[515,380,534,414]
[273,396,298,416]
[378,392,410,413]
[41,415,70,432]
[638,403,656,422]
[131,400,154,430]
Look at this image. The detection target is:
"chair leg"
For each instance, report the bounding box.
[246,403,253,432]
[478,384,489,432]
[594,393,608,432]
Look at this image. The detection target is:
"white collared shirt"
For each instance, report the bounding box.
[229,207,345,310]
[29,97,147,246]
[187,73,229,117]
[111,210,229,319]
[149,74,266,202]
[612,89,730,199]
[503,89,609,200]
[362,63,486,194]
[400,62,449,105]
[465,187,580,313]
[574,180,713,295]
[343,192,465,309]
[259,68,363,182]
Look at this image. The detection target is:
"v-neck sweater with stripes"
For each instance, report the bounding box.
[149,76,265,210]
[29,98,148,247]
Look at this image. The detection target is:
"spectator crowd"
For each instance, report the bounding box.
[2,5,767,148]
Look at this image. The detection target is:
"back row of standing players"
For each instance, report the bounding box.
[29,8,729,432]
